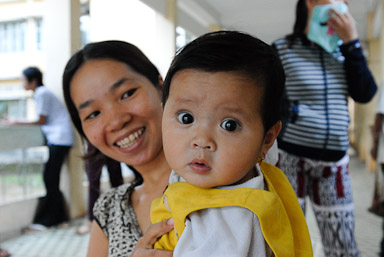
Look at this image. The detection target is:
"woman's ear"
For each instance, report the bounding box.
[261,121,282,154]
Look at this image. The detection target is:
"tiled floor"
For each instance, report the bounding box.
[0,219,89,257]
[1,154,382,257]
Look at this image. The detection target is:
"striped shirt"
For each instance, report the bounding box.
[273,36,376,161]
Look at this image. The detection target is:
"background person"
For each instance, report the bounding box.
[273,0,377,256]
[2,66,74,229]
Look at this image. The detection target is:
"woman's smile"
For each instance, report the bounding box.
[115,127,145,148]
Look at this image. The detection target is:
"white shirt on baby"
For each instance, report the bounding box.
[169,165,271,257]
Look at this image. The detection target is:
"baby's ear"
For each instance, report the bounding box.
[262,121,282,151]
[158,75,164,89]
[157,75,164,102]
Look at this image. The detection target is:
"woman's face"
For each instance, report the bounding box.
[305,0,348,31]
[70,59,164,167]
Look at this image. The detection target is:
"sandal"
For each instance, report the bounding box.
[0,248,11,257]
[76,221,91,235]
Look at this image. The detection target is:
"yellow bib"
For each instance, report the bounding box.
[151,162,313,257]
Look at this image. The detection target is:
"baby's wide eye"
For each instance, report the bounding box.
[221,119,241,132]
[177,112,194,124]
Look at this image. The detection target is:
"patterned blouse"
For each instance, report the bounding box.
[94,180,143,256]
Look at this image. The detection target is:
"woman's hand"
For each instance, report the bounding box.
[131,219,174,257]
[328,8,358,43]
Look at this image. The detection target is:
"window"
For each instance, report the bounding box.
[80,2,90,46]
[0,18,43,53]
[0,0,24,2]
[0,20,26,53]
[80,14,90,46]
[35,18,42,50]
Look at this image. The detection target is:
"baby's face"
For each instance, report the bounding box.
[162,69,270,188]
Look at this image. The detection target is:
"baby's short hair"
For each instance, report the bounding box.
[163,30,285,132]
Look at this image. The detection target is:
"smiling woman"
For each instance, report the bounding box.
[62,40,173,257]
[69,59,163,166]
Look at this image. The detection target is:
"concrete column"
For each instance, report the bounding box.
[43,0,85,218]
[166,0,177,50]
[209,24,222,32]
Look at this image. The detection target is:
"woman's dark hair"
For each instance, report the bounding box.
[162,30,285,133]
[23,66,43,86]
[293,0,308,36]
[287,0,308,43]
[63,40,161,140]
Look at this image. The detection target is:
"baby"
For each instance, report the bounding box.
[151,31,312,257]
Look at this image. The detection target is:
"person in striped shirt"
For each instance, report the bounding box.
[273,0,377,256]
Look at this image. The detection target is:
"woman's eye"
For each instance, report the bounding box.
[177,112,194,124]
[122,88,137,99]
[221,119,241,132]
[85,111,100,120]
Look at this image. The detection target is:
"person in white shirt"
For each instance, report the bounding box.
[3,67,74,229]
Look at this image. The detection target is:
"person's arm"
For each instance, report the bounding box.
[87,221,109,257]
[329,8,377,103]
[340,40,377,103]
[1,114,46,126]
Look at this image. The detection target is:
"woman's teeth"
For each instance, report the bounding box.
[116,129,143,148]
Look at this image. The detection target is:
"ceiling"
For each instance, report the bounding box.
[179,0,382,44]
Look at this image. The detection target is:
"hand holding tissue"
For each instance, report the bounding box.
[308,2,349,53]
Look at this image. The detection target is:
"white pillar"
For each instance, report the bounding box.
[43,0,85,219]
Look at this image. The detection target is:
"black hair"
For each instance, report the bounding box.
[293,0,308,37]
[62,40,161,140]
[162,30,285,132]
[23,67,43,86]
[286,0,309,45]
